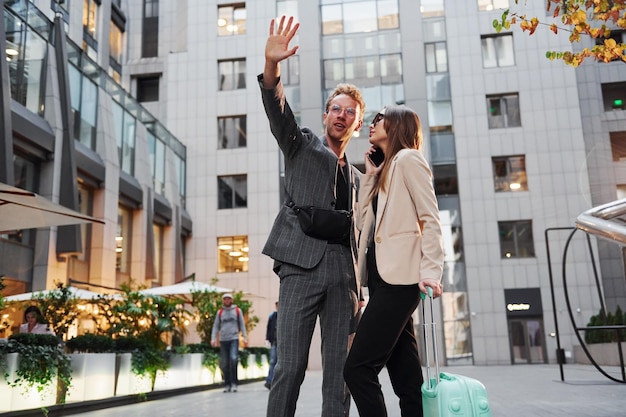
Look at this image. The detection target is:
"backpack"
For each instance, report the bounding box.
[218,306,242,330]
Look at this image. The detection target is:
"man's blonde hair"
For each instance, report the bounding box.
[324,84,366,121]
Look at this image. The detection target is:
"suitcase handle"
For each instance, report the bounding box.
[421,287,440,389]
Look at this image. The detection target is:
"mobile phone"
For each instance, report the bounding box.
[368,147,385,167]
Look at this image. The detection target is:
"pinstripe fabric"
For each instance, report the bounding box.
[267,246,355,417]
[259,75,359,417]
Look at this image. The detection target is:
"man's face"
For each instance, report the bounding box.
[323,94,363,144]
[223,297,233,306]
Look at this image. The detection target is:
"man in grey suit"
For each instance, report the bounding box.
[259,16,365,417]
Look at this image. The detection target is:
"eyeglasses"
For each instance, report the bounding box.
[329,104,357,118]
[371,113,385,126]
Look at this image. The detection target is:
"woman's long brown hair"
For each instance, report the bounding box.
[374,105,423,195]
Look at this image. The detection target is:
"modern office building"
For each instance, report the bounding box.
[2,0,625,366]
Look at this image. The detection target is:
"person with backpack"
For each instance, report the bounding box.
[211,293,247,392]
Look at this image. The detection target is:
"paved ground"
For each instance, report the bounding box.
[65,364,625,417]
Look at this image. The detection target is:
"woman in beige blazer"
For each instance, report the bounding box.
[344,105,444,417]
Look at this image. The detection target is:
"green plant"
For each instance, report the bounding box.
[0,334,71,399]
[239,348,250,369]
[113,336,170,390]
[247,346,269,368]
[186,343,220,373]
[66,334,115,353]
[585,306,626,344]
[105,282,190,351]
[35,282,81,340]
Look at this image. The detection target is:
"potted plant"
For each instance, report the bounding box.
[65,334,116,401]
[0,333,71,412]
[574,307,626,365]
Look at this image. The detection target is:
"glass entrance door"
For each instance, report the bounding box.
[508,318,547,364]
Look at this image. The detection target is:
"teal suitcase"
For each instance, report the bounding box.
[421,291,492,416]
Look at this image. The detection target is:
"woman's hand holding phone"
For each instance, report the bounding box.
[365,146,385,174]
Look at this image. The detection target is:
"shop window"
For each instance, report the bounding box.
[116,206,133,273]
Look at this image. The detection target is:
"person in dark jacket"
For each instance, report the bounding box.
[265,301,278,389]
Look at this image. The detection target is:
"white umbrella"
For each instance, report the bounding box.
[138,281,232,297]
[0,182,104,233]
[3,286,116,302]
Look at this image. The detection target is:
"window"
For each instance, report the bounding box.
[69,64,98,149]
[137,75,160,102]
[142,0,159,57]
[425,42,448,73]
[281,55,300,86]
[420,0,444,17]
[610,132,626,161]
[112,101,136,175]
[83,0,98,39]
[498,220,535,259]
[148,132,166,194]
[5,11,48,115]
[478,0,509,11]
[110,21,123,64]
[432,164,458,195]
[323,53,402,90]
[153,223,163,281]
[219,59,246,90]
[321,0,399,35]
[217,236,249,273]
[596,29,626,46]
[174,154,186,207]
[217,3,246,36]
[218,175,247,209]
[218,116,247,149]
[116,206,133,273]
[493,155,528,192]
[601,82,626,111]
[487,93,521,128]
[481,34,515,68]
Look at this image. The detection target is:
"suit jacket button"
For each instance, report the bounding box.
[375,237,382,244]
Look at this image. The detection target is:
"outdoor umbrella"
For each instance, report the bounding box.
[138,281,233,299]
[3,286,114,302]
[0,182,104,233]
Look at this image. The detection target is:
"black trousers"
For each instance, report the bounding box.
[344,246,423,417]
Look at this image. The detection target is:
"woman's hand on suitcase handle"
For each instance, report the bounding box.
[419,279,443,299]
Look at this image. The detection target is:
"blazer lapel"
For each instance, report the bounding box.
[376,155,399,231]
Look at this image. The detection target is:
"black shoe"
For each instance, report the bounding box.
[264,381,271,390]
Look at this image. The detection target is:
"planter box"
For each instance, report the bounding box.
[0,352,17,412]
[67,353,116,402]
[153,353,203,391]
[574,342,626,366]
[114,352,152,396]
[1,352,58,412]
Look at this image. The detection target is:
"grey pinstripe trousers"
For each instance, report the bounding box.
[266,244,357,417]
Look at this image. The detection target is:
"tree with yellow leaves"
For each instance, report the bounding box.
[493,0,626,67]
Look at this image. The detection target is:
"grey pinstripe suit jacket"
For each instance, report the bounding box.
[258,75,360,270]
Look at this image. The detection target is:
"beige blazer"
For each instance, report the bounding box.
[356,148,444,286]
